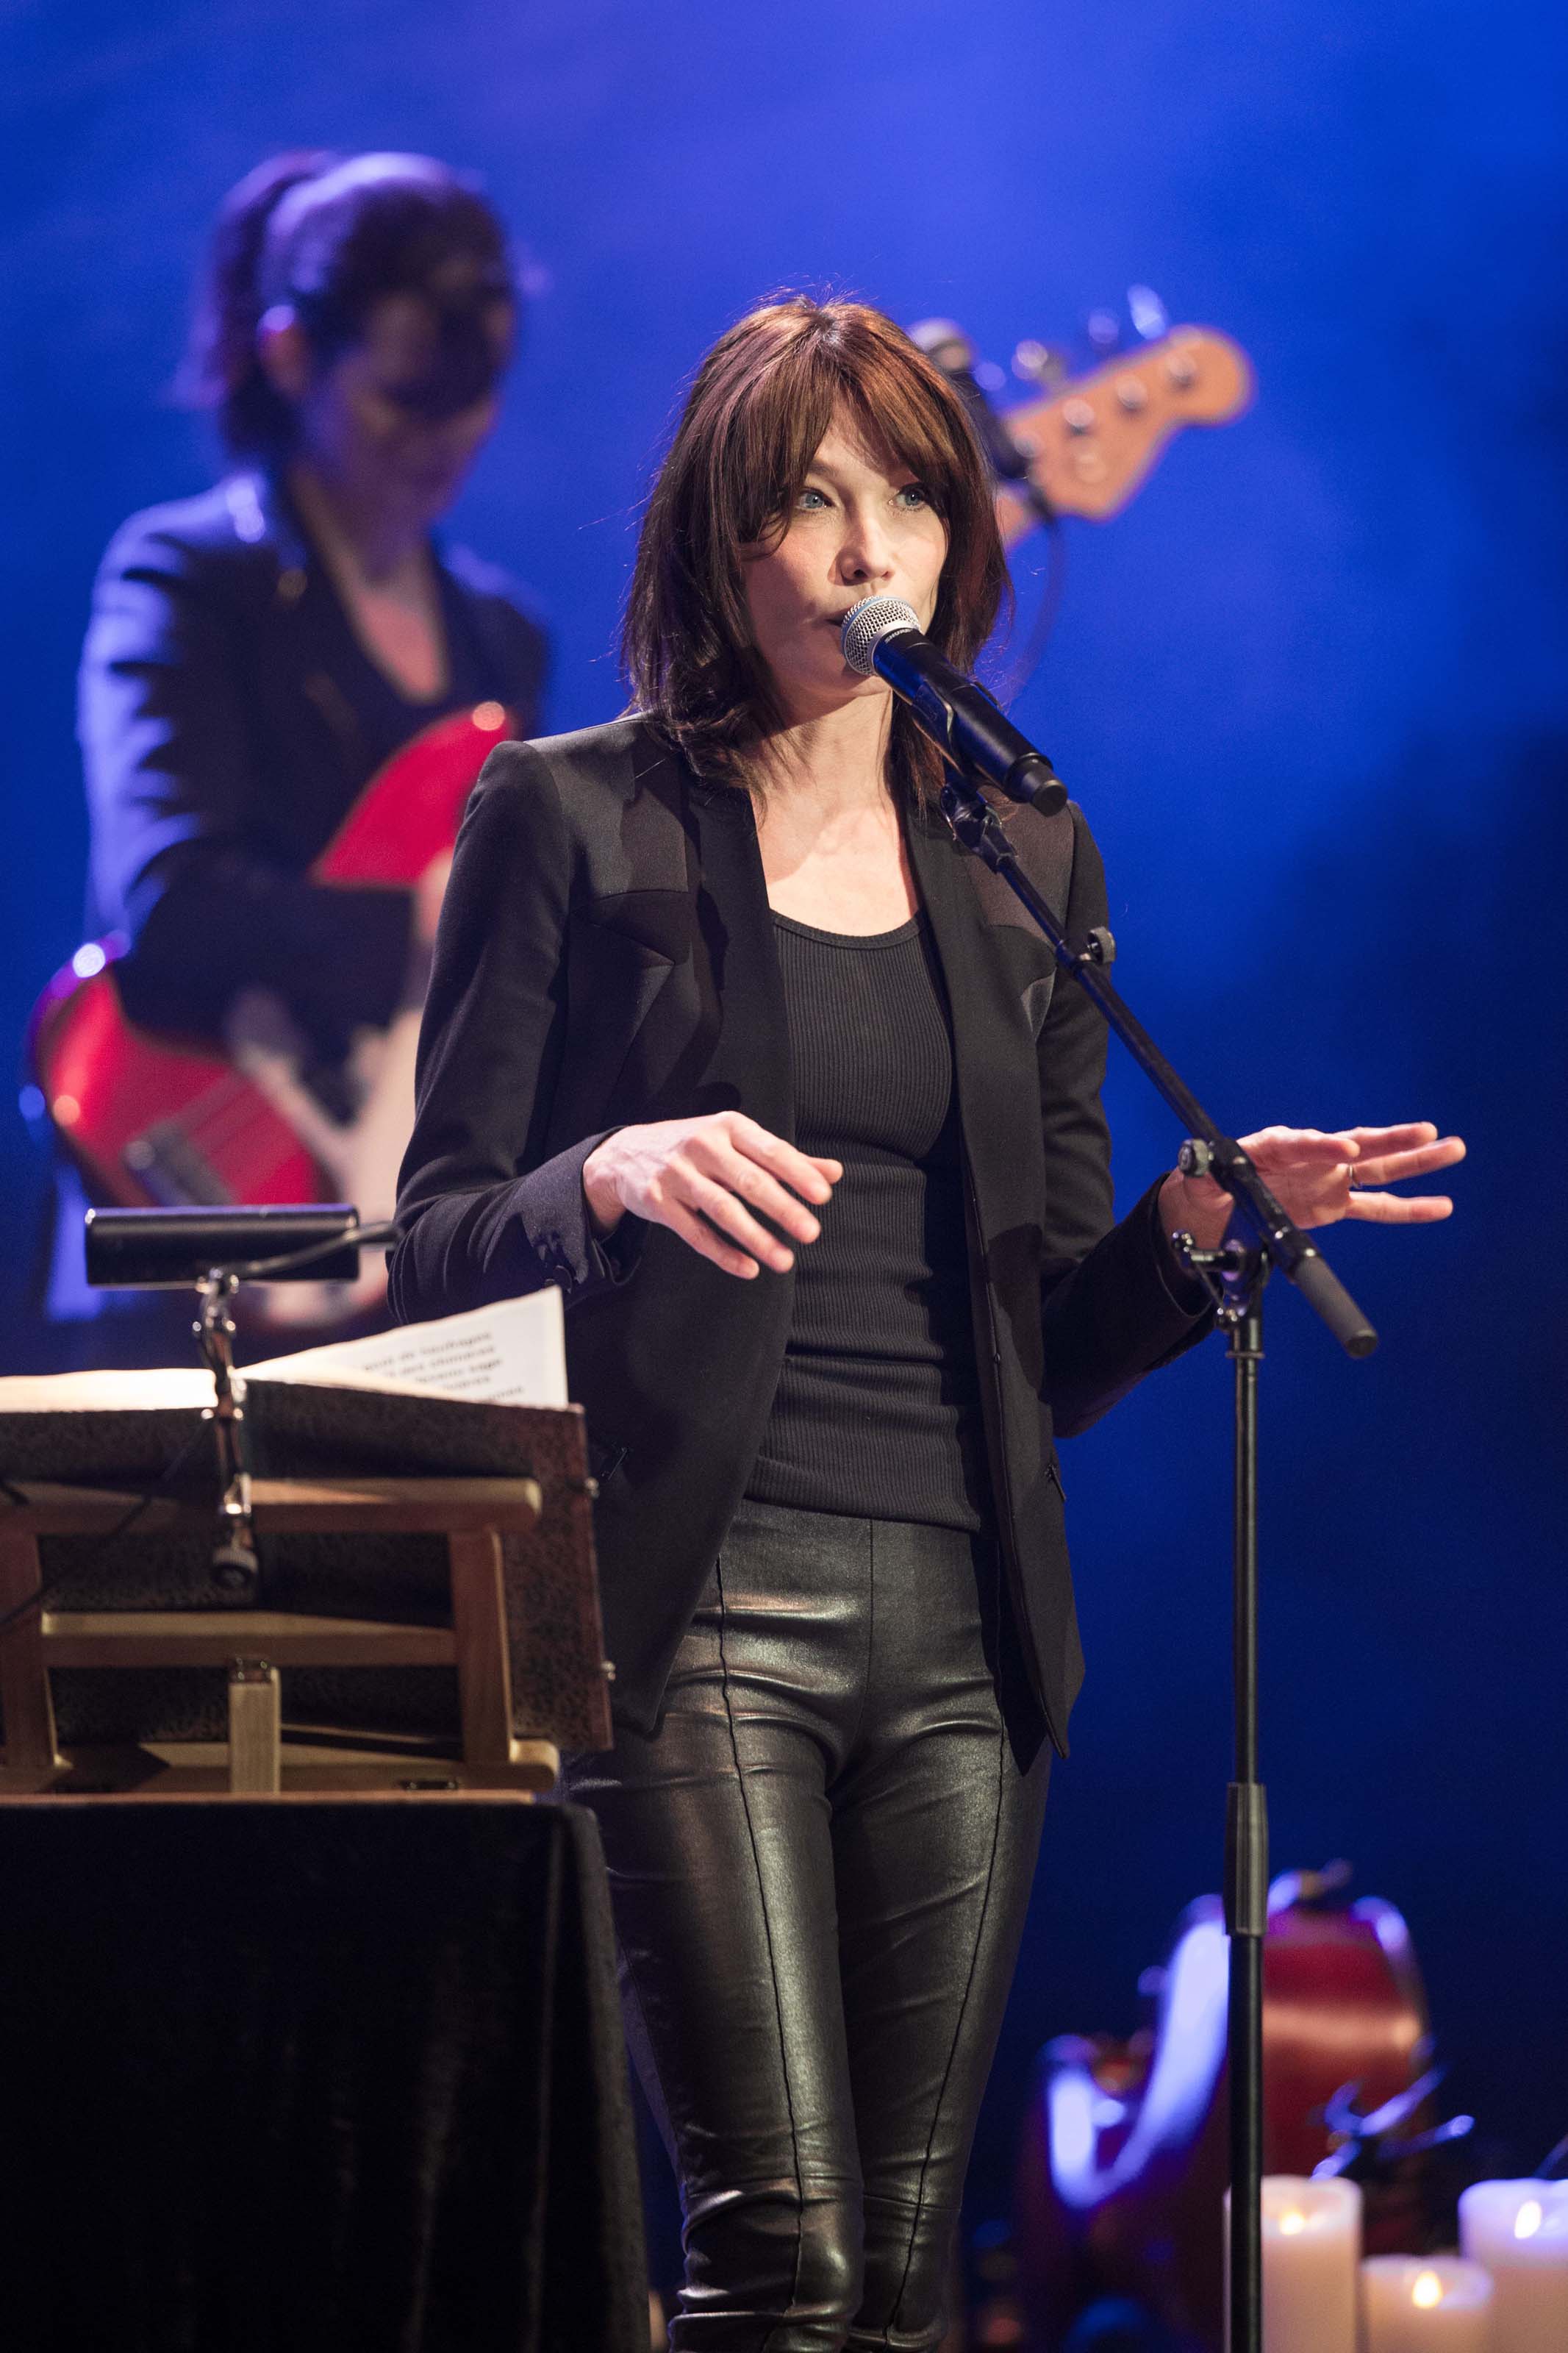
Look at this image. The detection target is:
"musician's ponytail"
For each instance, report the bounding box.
[180,149,337,460]
[182,150,515,464]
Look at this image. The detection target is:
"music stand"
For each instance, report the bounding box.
[1,1208,613,1792]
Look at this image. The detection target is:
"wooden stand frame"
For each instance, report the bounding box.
[0,1476,559,1796]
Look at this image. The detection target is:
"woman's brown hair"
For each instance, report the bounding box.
[622,296,1008,806]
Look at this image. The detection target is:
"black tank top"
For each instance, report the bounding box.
[744,909,987,1531]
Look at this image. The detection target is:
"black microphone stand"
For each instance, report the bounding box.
[84,1207,401,1604]
[934,765,1376,2353]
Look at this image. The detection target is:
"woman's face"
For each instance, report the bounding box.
[742,413,948,724]
[266,287,513,533]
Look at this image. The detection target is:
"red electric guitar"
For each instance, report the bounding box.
[29,701,513,1330]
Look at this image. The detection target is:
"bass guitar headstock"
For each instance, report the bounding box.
[993,326,1254,541]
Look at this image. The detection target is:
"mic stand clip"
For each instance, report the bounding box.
[194,1269,259,1597]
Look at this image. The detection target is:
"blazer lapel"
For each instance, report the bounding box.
[685,779,795,1146]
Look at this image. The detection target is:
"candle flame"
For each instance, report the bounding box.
[1278,2211,1306,2236]
[1514,2198,1544,2240]
[1411,2271,1444,2308]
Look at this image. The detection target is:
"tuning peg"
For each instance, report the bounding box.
[1128,284,1170,340]
[1012,339,1068,388]
[1086,309,1121,354]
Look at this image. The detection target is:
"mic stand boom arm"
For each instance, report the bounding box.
[935,757,1376,2353]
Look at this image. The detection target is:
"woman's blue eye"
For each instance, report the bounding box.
[795,482,928,513]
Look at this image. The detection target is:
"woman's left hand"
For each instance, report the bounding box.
[1158,1121,1466,1254]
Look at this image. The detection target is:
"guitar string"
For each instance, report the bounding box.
[141,1066,264,1148]
[169,1074,306,1161]
[140,1072,304,1182]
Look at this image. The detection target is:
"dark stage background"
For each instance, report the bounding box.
[4,0,1564,2263]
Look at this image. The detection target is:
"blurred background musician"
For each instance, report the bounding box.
[46,149,547,1354]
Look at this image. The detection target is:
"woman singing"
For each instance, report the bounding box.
[47,149,545,1348]
[390,297,1462,2349]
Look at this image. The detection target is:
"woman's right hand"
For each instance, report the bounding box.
[581,1112,840,1279]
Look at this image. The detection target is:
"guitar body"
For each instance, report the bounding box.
[30,702,511,1329]
[1015,1879,1433,2349]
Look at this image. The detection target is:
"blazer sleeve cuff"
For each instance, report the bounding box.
[515,1130,646,1302]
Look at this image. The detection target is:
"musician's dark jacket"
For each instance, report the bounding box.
[390,717,1213,1759]
[79,470,548,1064]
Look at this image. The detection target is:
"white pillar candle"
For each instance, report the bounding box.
[1223,2174,1361,2352]
[1360,2255,1493,2351]
[1458,2179,1568,2352]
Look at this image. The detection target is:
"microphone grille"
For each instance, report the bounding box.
[840,595,920,677]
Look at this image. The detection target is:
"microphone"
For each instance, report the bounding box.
[840,596,1067,813]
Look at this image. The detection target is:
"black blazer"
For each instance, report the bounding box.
[390,717,1211,1755]
[79,471,548,1065]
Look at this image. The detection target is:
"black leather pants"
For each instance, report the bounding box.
[563,1497,1052,2351]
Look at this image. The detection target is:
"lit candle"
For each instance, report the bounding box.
[1360,2255,1492,2350]
[1458,2179,1568,2352]
[1223,2175,1361,2352]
